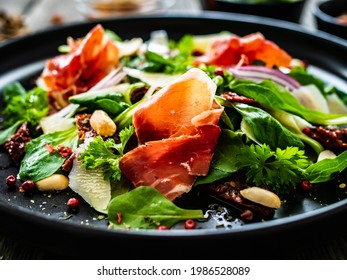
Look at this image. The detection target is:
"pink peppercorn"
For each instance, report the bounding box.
[67,198,79,209]
[214,68,224,77]
[157,225,169,230]
[184,219,197,230]
[301,180,313,191]
[21,180,36,193]
[6,175,16,188]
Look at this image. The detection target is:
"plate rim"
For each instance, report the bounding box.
[0,12,347,241]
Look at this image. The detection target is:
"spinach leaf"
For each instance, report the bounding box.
[231,80,347,125]
[69,89,129,116]
[108,186,204,229]
[235,103,304,150]
[289,66,326,94]
[269,109,324,154]
[195,129,244,185]
[18,126,78,181]
[304,150,347,183]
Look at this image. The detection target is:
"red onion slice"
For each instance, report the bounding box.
[228,65,301,92]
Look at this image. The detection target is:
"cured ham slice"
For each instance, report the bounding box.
[120,125,221,201]
[193,32,292,68]
[120,68,224,201]
[40,24,119,109]
[133,67,223,144]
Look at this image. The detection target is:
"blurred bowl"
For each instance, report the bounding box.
[74,0,176,19]
[313,0,347,40]
[200,0,307,23]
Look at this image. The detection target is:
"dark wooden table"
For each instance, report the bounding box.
[0,0,347,260]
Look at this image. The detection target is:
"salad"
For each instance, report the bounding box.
[1,24,347,230]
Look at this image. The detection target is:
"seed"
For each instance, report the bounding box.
[157,225,169,230]
[184,219,197,230]
[67,198,79,209]
[214,68,224,77]
[90,110,117,137]
[6,175,16,188]
[301,180,312,191]
[21,180,36,193]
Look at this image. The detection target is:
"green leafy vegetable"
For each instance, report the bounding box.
[114,99,145,131]
[79,125,135,181]
[195,129,245,185]
[104,29,122,42]
[235,144,310,196]
[269,109,324,154]
[231,80,347,125]
[234,103,304,150]
[2,82,48,127]
[18,126,78,181]
[108,186,204,229]
[128,34,194,74]
[304,150,347,183]
[0,120,22,146]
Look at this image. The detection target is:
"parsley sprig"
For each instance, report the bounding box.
[236,144,310,196]
[79,125,135,181]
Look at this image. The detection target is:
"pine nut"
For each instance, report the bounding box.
[90,110,117,137]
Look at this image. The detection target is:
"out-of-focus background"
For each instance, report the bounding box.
[0,0,325,43]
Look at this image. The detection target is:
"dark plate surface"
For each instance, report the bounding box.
[0,12,347,259]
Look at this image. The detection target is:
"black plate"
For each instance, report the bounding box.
[1,12,347,259]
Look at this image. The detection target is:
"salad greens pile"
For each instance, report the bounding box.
[1,25,347,230]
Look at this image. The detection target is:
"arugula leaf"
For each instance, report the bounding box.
[129,34,194,74]
[79,125,135,181]
[108,186,204,229]
[2,82,48,127]
[235,144,310,196]
[18,126,78,181]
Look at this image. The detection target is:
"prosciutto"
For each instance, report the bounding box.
[193,32,292,68]
[40,24,119,109]
[120,68,224,201]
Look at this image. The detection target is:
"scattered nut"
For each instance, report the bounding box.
[89,110,117,137]
[240,187,281,209]
[35,174,69,192]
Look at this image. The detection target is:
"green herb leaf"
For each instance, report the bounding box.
[79,125,135,181]
[235,144,310,196]
[108,186,204,229]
